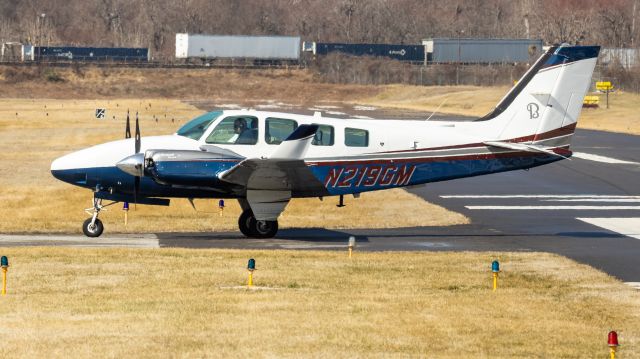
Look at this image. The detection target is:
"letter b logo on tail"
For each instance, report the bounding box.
[527,103,540,119]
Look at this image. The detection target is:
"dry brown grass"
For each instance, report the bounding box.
[0,248,638,358]
[358,84,509,118]
[0,66,380,104]
[578,91,640,135]
[0,99,467,234]
[360,85,640,136]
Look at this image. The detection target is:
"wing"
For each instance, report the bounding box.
[219,125,328,220]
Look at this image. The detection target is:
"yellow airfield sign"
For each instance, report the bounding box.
[596,81,613,91]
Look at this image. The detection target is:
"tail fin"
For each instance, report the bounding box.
[481,45,600,145]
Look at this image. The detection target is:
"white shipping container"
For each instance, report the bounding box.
[22,45,34,61]
[175,34,300,60]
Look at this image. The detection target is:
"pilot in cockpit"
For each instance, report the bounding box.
[229,117,257,144]
[229,118,246,143]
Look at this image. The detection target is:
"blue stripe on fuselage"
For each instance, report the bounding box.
[52,154,563,199]
[309,154,562,195]
[51,160,240,199]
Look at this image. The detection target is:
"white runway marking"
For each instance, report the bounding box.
[625,282,640,290]
[353,105,377,111]
[466,206,640,210]
[278,243,350,249]
[325,110,347,116]
[0,234,159,248]
[312,105,341,109]
[545,199,640,203]
[442,195,640,199]
[577,218,640,240]
[572,152,639,165]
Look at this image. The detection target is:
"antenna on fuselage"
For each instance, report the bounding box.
[425,98,449,121]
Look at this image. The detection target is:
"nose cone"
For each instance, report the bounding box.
[51,153,88,185]
[116,153,144,177]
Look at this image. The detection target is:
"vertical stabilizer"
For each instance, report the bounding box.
[480,45,600,145]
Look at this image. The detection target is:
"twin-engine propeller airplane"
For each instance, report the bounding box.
[52,44,600,238]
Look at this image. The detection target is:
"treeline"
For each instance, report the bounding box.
[1,0,639,58]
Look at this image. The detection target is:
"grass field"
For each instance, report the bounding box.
[361,85,640,135]
[0,98,467,234]
[0,248,637,357]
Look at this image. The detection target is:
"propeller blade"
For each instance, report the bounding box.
[125,110,131,139]
[135,112,141,153]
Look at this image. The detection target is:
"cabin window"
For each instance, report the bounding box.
[345,128,369,147]
[205,116,259,145]
[265,118,298,145]
[176,111,222,140]
[311,124,334,146]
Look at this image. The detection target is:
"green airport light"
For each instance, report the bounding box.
[1,256,7,296]
[491,260,500,291]
[247,258,256,287]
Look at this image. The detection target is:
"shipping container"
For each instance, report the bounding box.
[0,42,24,62]
[422,38,543,64]
[33,47,149,62]
[22,44,34,61]
[600,48,638,69]
[175,34,300,60]
[313,42,425,62]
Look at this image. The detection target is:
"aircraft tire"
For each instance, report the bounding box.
[238,209,256,237]
[82,218,104,238]
[252,219,278,239]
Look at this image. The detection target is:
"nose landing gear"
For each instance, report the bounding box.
[82,217,104,237]
[82,198,116,238]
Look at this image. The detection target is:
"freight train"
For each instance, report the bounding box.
[175,34,300,64]
[2,45,151,63]
[1,36,547,66]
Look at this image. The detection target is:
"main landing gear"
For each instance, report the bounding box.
[238,209,278,238]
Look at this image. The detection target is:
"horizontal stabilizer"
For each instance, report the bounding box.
[484,141,569,159]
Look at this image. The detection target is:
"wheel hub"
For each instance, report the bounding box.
[256,221,271,234]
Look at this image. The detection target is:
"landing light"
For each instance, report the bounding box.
[247,258,256,287]
[1,256,8,296]
[123,202,129,226]
[608,331,619,359]
[218,199,225,217]
[348,236,356,259]
[491,260,500,291]
[492,260,500,273]
[608,330,619,347]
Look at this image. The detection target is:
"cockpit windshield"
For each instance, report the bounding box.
[176,111,222,140]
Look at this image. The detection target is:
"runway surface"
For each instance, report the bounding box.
[2,104,639,282]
